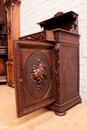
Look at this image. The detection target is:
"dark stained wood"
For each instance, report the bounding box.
[13,11,81,117]
[48,29,81,115]
[13,40,55,117]
[38,11,78,33]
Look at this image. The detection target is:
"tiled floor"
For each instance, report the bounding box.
[0,84,87,130]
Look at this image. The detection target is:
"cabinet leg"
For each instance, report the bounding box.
[7,82,14,88]
[55,111,66,116]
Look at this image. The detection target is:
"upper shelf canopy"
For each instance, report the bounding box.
[38,11,78,33]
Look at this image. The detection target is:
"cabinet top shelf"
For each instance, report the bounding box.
[38,11,78,33]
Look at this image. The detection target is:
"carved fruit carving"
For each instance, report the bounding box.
[30,59,47,90]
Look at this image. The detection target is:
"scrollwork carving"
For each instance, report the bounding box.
[30,59,47,91]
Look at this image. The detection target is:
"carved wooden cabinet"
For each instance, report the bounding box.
[0,0,8,82]
[4,0,21,87]
[13,11,81,117]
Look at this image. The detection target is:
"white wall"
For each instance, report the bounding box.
[20,0,87,103]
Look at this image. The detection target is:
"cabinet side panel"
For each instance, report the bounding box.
[60,44,79,103]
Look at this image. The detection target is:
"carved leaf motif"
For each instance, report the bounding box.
[30,59,47,90]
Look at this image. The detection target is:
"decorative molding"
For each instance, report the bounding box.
[16,42,22,113]
[31,59,47,91]
[17,41,54,50]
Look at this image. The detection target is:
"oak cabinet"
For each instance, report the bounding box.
[13,11,81,117]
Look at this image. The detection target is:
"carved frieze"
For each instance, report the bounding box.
[17,41,54,50]
[19,31,46,41]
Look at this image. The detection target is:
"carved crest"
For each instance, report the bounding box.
[54,11,63,17]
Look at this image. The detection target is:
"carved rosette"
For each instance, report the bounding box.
[30,59,47,90]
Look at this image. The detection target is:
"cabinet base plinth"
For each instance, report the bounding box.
[48,96,81,116]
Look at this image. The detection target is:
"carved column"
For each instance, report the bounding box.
[4,0,21,87]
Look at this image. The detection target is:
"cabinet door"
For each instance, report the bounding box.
[13,40,55,117]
